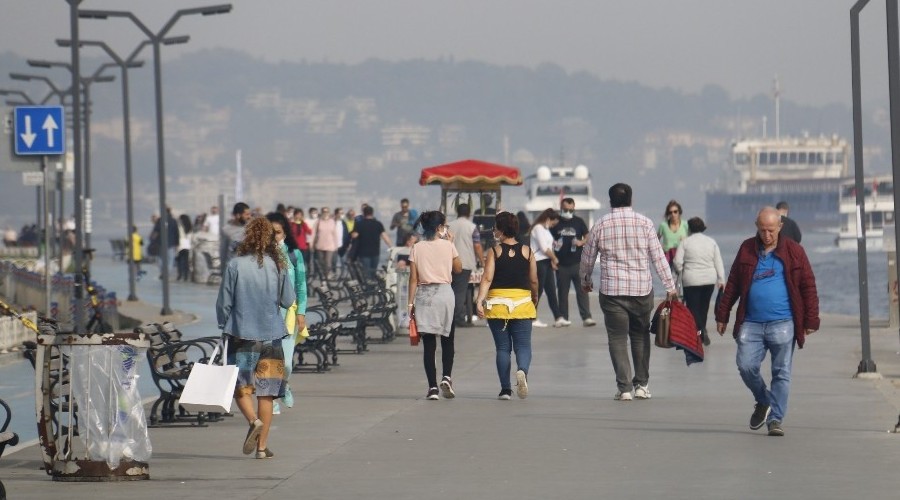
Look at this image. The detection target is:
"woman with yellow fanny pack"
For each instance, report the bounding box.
[475,212,539,400]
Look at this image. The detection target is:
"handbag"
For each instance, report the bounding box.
[179,337,239,414]
[408,318,420,346]
[652,301,673,348]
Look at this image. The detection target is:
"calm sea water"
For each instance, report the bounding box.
[651,231,891,321]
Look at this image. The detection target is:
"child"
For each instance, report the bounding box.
[131,226,146,279]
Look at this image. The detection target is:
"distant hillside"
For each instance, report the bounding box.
[0,48,888,235]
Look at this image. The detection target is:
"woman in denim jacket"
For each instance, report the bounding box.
[216,217,295,459]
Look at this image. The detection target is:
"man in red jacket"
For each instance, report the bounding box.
[715,207,819,437]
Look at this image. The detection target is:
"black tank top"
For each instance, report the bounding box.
[490,242,531,290]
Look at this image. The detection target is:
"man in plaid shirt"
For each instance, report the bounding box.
[580,183,677,401]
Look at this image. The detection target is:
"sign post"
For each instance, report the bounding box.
[12,105,66,318]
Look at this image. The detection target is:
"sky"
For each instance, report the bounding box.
[0,0,893,108]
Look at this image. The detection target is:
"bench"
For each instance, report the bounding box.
[109,239,127,261]
[1,397,19,500]
[140,323,223,427]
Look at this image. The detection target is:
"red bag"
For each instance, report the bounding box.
[408,318,420,346]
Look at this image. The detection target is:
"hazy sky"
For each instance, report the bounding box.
[0,1,893,107]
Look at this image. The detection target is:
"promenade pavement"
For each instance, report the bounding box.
[2,306,900,499]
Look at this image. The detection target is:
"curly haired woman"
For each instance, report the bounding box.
[216,217,295,459]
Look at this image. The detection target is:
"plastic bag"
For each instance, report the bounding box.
[70,345,152,467]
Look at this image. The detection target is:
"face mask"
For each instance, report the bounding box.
[560,210,574,219]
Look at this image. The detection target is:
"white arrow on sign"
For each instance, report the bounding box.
[20,115,36,148]
[42,114,58,148]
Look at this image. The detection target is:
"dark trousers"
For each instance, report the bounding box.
[683,284,715,335]
[598,292,654,392]
[176,249,190,281]
[536,259,561,319]
[556,261,592,321]
[422,328,455,388]
[451,269,472,324]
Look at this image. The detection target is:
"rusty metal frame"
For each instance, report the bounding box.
[34,331,150,481]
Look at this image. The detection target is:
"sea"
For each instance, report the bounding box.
[661,230,892,321]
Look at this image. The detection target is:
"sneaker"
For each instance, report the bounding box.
[516,369,528,399]
[583,318,597,327]
[272,402,281,415]
[498,388,513,400]
[767,420,784,437]
[749,403,771,430]
[532,319,548,328]
[634,385,651,400]
[255,448,275,459]
[440,376,456,399]
[614,391,633,401]
[554,317,572,327]
[426,387,440,400]
[242,419,263,455]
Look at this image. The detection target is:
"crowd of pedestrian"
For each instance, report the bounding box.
[199,187,823,459]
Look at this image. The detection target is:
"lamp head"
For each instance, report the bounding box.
[200,4,233,16]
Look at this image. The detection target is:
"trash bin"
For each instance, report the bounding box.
[34,327,151,481]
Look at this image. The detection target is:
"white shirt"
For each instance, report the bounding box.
[334,218,344,248]
[530,224,554,262]
[206,213,220,234]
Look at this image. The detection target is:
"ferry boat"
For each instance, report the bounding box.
[524,165,602,227]
[836,177,894,250]
[704,134,850,230]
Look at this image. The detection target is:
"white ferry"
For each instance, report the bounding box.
[705,134,850,230]
[524,165,602,227]
[836,177,894,250]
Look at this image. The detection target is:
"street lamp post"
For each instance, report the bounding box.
[27,59,115,253]
[80,4,233,315]
[58,39,146,302]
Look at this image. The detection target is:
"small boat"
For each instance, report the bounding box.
[836,177,894,250]
[524,165,602,227]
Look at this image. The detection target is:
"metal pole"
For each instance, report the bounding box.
[851,0,876,374]
[152,40,173,315]
[888,0,900,346]
[82,82,92,252]
[57,169,64,274]
[67,0,85,334]
[43,156,52,316]
[121,61,138,301]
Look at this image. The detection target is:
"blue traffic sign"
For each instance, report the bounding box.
[14,106,65,156]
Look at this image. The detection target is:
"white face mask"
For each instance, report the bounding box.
[560,210,574,219]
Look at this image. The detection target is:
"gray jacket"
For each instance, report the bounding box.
[216,254,295,340]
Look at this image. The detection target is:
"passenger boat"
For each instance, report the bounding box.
[705,134,850,230]
[524,165,602,227]
[836,177,894,250]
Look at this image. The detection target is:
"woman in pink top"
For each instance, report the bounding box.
[313,207,339,278]
[408,211,462,400]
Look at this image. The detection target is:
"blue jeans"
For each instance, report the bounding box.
[735,319,795,423]
[488,318,532,390]
[358,255,379,277]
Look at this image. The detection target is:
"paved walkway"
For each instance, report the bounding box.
[2,309,900,499]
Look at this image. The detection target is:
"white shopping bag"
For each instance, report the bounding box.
[179,338,239,414]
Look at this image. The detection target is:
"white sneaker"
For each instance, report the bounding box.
[554,317,572,327]
[515,369,528,399]
[634,385,651,400]
[614,391,633,401]
[532,319,548,328]
[583,318,597,327]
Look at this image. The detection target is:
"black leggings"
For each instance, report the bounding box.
[422,325,455,388]
[682,284,715,334]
